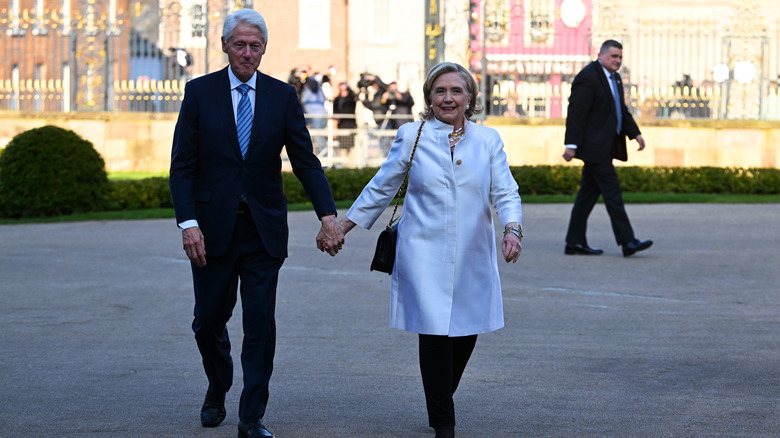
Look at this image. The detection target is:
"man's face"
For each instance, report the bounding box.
[598,46,622,73]
[222,22,266,83]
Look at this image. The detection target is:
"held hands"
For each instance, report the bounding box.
[182,226,207,267]
[316,215,346,257]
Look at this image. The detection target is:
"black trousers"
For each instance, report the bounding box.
[418,334,478,428]
[565,159,635,246]
[190,210,285,423]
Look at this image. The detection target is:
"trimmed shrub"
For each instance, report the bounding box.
[282,167,382,203]
[15,164,771,217]
[105,177,173,210]
[0,125,109,218]
[513,165,582,195]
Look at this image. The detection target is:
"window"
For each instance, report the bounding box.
[32,0,47,35]
[9,0,24,36]
[524,0,554,46]
[369,0,395,44]
[299,0,331,50]
[191,2,206,38]
[176,0,206,48]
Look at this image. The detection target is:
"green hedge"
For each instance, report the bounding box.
[3,165,778,218]
[515,165,780,196]
[109,165,780,209]
[105,177,173,210]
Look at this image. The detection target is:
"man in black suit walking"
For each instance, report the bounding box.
[169,8,344,438]
[563,39,653,257]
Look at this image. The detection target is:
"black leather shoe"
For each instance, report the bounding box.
[622,239,653,257]
[434,425,455,438]
[238,420,274,438]
[565,243,604,255]
[200,393,226,428]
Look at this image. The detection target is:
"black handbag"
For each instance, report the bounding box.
[370,121,425,274]
[369,222,398,274]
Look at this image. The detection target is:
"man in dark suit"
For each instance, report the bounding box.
[169,9,344,438]
[563,39,653,257]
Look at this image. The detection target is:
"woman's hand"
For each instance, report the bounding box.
[502,233,522,263]
[338,217,357,235]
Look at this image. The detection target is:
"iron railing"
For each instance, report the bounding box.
[2,2,779,120]
[473,2,780,121]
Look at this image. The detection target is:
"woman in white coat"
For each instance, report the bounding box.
[336,62,523,438]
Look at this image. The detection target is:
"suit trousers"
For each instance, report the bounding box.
[190,210,285,423]
[566,159,635,246]
[418,334,478,428]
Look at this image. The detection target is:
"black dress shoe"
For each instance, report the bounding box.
[238,420,274,438]
[565,243,604,255]
[622,239,653,257]
[434,425,455,438]
[200,393,226,428]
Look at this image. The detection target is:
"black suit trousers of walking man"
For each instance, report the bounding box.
[191,210,284,422]
[565,156,635,246]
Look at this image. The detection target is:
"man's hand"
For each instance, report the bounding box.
[563,147,576,162]
[635,134,646,151]
[182,226,207,267]
[316,214,345,256]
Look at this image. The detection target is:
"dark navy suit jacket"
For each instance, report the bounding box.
[564,61,641,163]
[169,67,336,259]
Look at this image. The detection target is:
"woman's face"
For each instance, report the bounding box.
[430,72,470,128]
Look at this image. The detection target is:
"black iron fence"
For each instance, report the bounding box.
[477,5,780,121]
[2,2,779,120]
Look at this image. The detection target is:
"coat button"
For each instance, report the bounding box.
[456,159,462,165]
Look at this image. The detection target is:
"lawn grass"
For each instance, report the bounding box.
[108,171,169,181]
[1,194,778,225]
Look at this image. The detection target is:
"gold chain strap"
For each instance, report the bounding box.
[387,120,425,230]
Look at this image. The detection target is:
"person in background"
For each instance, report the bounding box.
[169,9,344,438]
[298,65,328,153]
[563,39,653,257]
[335,62,523,438]
[381,81,415,129]
[333,81,358,149]
[359,74,390,125]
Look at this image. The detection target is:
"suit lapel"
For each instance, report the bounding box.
[215,67,242,159]
[614,72,625,108]
[595,62,618,118]
[245,72,267,159]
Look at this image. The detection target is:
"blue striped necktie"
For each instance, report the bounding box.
[610,73,623,134]
[236,84,252,158]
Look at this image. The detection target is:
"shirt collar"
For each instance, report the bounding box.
[228,68,257,91]
[598,61,614,79]
[431,116,468,132]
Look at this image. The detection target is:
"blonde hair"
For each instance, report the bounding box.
[419,62,482,120]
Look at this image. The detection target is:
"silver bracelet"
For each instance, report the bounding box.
[503,225,523,240]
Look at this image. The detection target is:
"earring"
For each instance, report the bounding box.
[466,104,470,110]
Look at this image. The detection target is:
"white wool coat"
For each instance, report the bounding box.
[346,117,523,336]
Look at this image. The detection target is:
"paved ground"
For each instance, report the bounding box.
[1,203,778,437]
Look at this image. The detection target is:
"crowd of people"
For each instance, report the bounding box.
[287,65,415,151]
